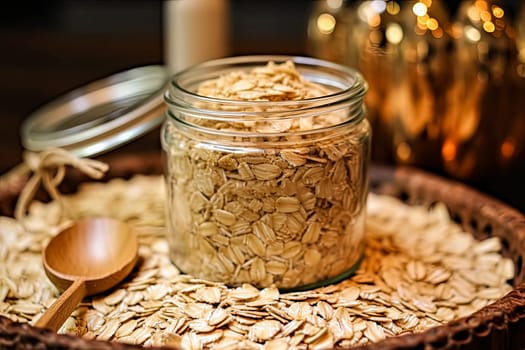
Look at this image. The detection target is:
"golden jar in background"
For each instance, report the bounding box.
[440,0,525,180]
[308,0,525,200]
[308,0,404,163]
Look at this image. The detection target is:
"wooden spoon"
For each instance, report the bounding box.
[35,217,139,332]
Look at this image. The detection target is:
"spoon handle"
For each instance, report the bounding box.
[34,279,87,332]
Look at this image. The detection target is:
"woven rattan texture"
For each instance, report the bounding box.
[0,154,524,350]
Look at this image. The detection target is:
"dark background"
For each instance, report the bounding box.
[1,1,524,212]
[0,1,313,173]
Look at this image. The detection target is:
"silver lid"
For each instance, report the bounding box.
[21,65,169,157]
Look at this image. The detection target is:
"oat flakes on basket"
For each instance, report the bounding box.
[0,175,515,349]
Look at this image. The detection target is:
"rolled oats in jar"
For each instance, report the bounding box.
[162,56,370,290]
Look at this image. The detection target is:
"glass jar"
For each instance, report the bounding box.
[162,55,370,290]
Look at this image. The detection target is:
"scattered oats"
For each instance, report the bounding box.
[12,301,42,315]
[406,260,427,281]
[265,305,293,324]
[434,307,456,322]
[499,258,515,281]
[248,320,282,342]
[472,237,502,255]
[286,302,313,321]
[92,297,113,315]
[279,319,304,337]
[59,316,81,336]
[1,277,18,299]
[198,330,224,345]
[304,327,329,345]
[193,287,222,304]
[413,297,437,314]
[104,289,127,306]
[364,322,386,342]
[0,174,516,349]
[207,308,230,327]
[329,309,354,342]
[189,319,215,333]
[15,281,34,299]
[147,284,170,301]
[117,328,151,345]
[133,268,159,283]
[228,284,260,301]
[246,286,279,307]
[184,303,212,319]
[116,319,138,338]
[181,332,203,350]
[381,268,403,290]
[96,319,120,341]
[263,337,290,350]
[123,291,144,306]
[425,267,452,284]
[315,301,334,321]
[85,310,105,331]
[83,331,97,340]
[339,286,361,302]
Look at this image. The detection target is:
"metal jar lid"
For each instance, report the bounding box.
[21,65,169,158]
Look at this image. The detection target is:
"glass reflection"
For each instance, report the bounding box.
[307,0,525,186]
[442,0,525,179]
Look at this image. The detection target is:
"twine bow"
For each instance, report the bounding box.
[14,148,109,225]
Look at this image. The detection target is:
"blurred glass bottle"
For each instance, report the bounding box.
[307,0,452,165]
[349,0,407,163]
[307,0,351,64]
[387,0,452,171]
[440,0,525,183]
[307,0,525,209]
[307,0,406,162]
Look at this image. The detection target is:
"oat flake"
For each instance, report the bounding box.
[0,175,515,349]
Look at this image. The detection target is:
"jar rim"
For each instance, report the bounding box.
[165,55,367,112]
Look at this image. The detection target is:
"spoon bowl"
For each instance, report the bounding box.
[35,217,138,332]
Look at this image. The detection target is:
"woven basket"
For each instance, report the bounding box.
[1,153,524,350]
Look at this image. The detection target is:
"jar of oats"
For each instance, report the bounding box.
[162,56,370,290]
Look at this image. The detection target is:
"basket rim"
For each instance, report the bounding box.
[0,159,524,350]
